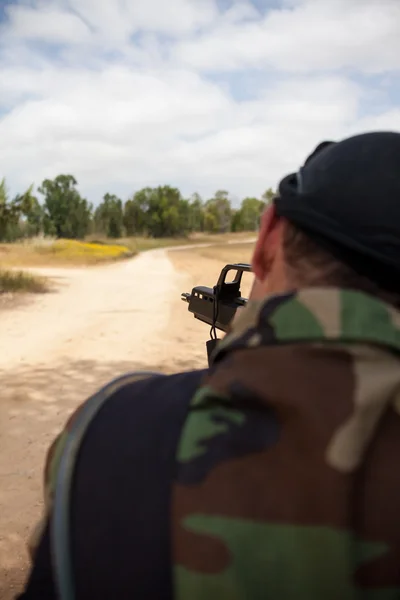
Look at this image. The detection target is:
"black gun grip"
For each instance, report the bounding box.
[206,338,219,366]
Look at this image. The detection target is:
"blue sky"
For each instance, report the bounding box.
[0,0,399,205]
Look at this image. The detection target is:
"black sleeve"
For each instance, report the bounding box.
[19,370,205,600]
[16,520,56,600]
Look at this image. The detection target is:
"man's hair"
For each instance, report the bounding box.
[283,221,400,308]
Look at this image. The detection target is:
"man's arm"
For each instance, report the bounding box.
[28,403,84,561]
[23,371,163,597]
[20,369,205,600]
[19,412,79,600]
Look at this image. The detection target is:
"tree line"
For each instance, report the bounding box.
[0,174,275,242]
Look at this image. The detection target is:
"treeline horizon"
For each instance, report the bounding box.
[0,174,275,242]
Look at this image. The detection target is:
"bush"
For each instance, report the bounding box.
[0,270,48,293]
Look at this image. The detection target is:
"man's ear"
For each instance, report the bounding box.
[251,203,283,282]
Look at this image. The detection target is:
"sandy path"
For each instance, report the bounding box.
[0,249,204,599]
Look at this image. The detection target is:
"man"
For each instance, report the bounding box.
[20,131,400,599]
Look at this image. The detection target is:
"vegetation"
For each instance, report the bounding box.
[0,239,133,268]
[33,239,133,264]
[0,175,275,243]
[0,269,48,294]
[0,174,271,293]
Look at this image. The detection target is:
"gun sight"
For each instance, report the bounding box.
[181,263,251,333]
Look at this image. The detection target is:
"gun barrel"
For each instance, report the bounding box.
[181,292,191,303]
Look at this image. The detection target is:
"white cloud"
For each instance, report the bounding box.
[172,0,400,73]
[3,0,219,44]
[0,0,399,204]
[3,4,91,44]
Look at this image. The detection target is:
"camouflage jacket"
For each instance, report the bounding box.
[27,288,400,599]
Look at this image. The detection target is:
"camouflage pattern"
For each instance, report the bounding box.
[172,288,400,598]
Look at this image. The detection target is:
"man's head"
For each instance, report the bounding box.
[250,131,400,307]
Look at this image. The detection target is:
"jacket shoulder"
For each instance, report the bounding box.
[30,369,206,559]
[46,369,206,504]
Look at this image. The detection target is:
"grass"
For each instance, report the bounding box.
[0,232,256,268]
[0,239,134,267]
[0,269,49,294]
[34,239,134,265]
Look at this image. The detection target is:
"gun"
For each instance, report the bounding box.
[181,263,252,364]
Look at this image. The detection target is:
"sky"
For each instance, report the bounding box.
[0,0,399,206]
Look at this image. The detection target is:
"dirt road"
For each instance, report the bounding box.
[0,248,210,599]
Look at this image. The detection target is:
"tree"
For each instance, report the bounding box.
[126,186,191,238]
[232,197,265,232]
[145,186,189,237]
[188,193,205,232]
[24,196,45,237]
[204,210,219,233]
[0,178,11,240]
[0,179,36,241]
[14,184,44,237]
[0,174,278,241]
[124,196,146,236]
[262,188,276,204]
[204,190,232,233]
[39,175,92,239]
[94,193,124,238]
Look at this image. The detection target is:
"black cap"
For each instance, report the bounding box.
[274,131,400,293]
